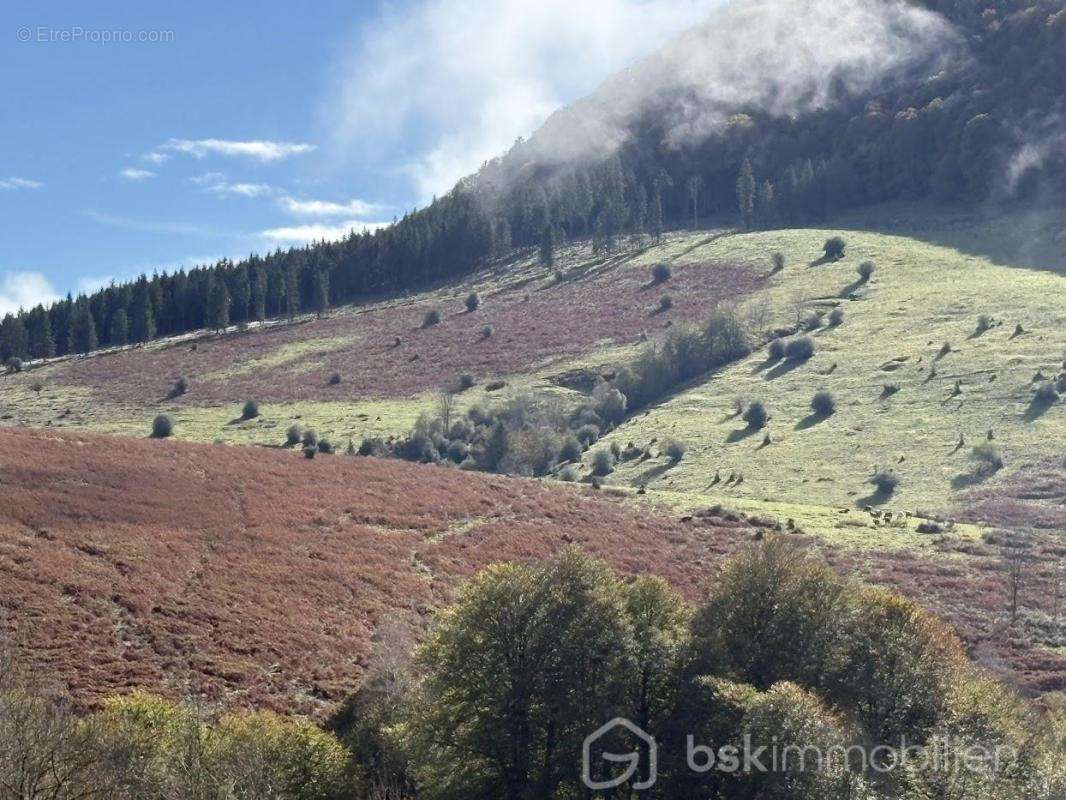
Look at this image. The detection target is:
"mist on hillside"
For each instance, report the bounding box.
[525,0,962,166]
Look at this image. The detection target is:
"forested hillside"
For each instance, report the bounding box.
[2,0,1064,366]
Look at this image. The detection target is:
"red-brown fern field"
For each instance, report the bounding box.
[41,255,762,407]
[1,428,1061,716]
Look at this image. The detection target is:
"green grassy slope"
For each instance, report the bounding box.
[599,221,1065,529]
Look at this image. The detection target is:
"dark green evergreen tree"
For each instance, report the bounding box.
[69,298,97,354]
[109,308,129,346]
[538,224,555,268]
[207,276,230,332]
[130,278,155,343]
[737,158,756,230]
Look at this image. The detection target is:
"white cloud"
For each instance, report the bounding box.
[156,138,316,163]
[260,219,390,245]
[85,210,225,238]
[142,152,171,165]
[208,181,275,197]
[0,177,44,190]
[0,271,60,315]
[278,196,382,217]
[327,0,718,201]
[120,167,156,181]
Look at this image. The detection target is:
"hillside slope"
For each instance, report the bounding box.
[0,428,1062,713]
[0,428,755,714]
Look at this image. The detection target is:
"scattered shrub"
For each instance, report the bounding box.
[937,342,952,359]
[975,314,993,333]
[241,400,260,420]
[869,469,899,495]
[447,440,470,463]
[592,381,627,425]
[558,435,582,463]
[971,443,1003,475]
[857,260,875,280]
[5,357,23,373]
[357,437,384,456]
[317,438,334,455]
[824,236,846,261]
[151,414,173,438]
[480,324,493,340]
[422,309,441,328]
[590,448,615,476]
[651,263,672,284]
[286,425,302,446]
[485,380,506,392]
[827,306,844,326]
[458,373,475,390]
[465,292,481,312]
[302,429,318,448]
[558,465,579,482]
[328,372,342,385]
[658,294,673,312]
[767,338,786,361]
[801,311,822,331]
[664,439,686,462]
[811,391,836,417]
[882,383,901,398]
[743,400,768,430]
[172,377,188,397]
[785,336,815,362]
[303,446,317,459]
[1033,381,1059,403]
[916,521,945,534]
[771,252,785,273]
[576,424,601,447]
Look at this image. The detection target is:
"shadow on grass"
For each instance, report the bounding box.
[727,425,762,444]
[951,470,996,490]
[796,411,831,431]
[856,488,895,507]
[1022,396,1058,422]
[764,358,806,380]
[635,461,676,485]
[838,277,868,297]
[752,355,782,375]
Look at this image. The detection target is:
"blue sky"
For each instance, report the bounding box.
[0,0,714,313]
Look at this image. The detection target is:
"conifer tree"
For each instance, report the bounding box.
[130,278,155,343]
[737,158,756,230]
[538,223,555,268]
[312,268,330,318]
[207,277,230,332]
[109,308,129,346]
[25,305,54,359]
[69,298,97,354]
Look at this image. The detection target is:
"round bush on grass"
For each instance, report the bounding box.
[590,448,616,477]
[767,338,786,361]
[465,292,481,312]
[422,309,442,328]
[743,401,769,430]
[869,469,899,495]
[151,414,174,438]
[286,425,302,446]
[785,336,815,362]
[857,261,875,280]
[242,400,260,420]
[651,263,672,284]
[664,439,687,462]
[811,391,836,417]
